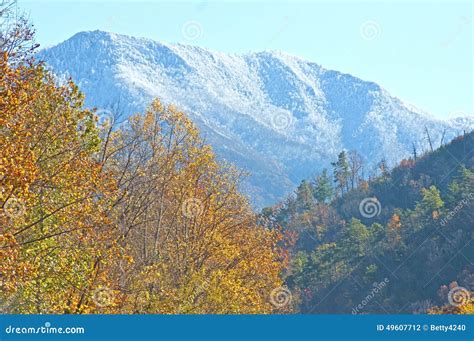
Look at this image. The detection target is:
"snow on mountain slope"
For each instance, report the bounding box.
[37,30,474,207]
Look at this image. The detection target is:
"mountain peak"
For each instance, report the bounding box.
[63,29,117,44]
[37,31,473,207]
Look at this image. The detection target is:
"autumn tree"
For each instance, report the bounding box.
[102,100,286,314]
[0,54,120,313]
[385,214,402,247]
[0,0,39,63]
[1,55,286,314]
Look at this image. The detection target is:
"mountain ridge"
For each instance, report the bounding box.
[37,30,474,207]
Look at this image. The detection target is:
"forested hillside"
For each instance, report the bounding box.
[262,132,473,313]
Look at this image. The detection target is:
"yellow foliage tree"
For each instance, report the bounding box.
[104,100,285,314]
[1,53,285,314]
[0,54,120,313]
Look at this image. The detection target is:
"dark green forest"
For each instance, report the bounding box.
[262,132,474,314]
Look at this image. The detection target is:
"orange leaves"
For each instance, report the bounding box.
[399,158,415,169]
[387,214,401,230]
[386,214,402,247]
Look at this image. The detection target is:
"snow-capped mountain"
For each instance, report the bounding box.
[37,30,473,207]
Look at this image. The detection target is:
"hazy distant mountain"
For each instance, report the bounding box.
[37,30,473,207]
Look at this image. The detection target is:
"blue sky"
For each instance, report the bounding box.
[19,0,473,119]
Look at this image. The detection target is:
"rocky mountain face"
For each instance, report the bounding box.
[37,30,473,207]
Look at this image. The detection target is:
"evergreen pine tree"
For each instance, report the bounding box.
[296,180,315,210]
[331,151,350,197]
[313,169,333,203]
